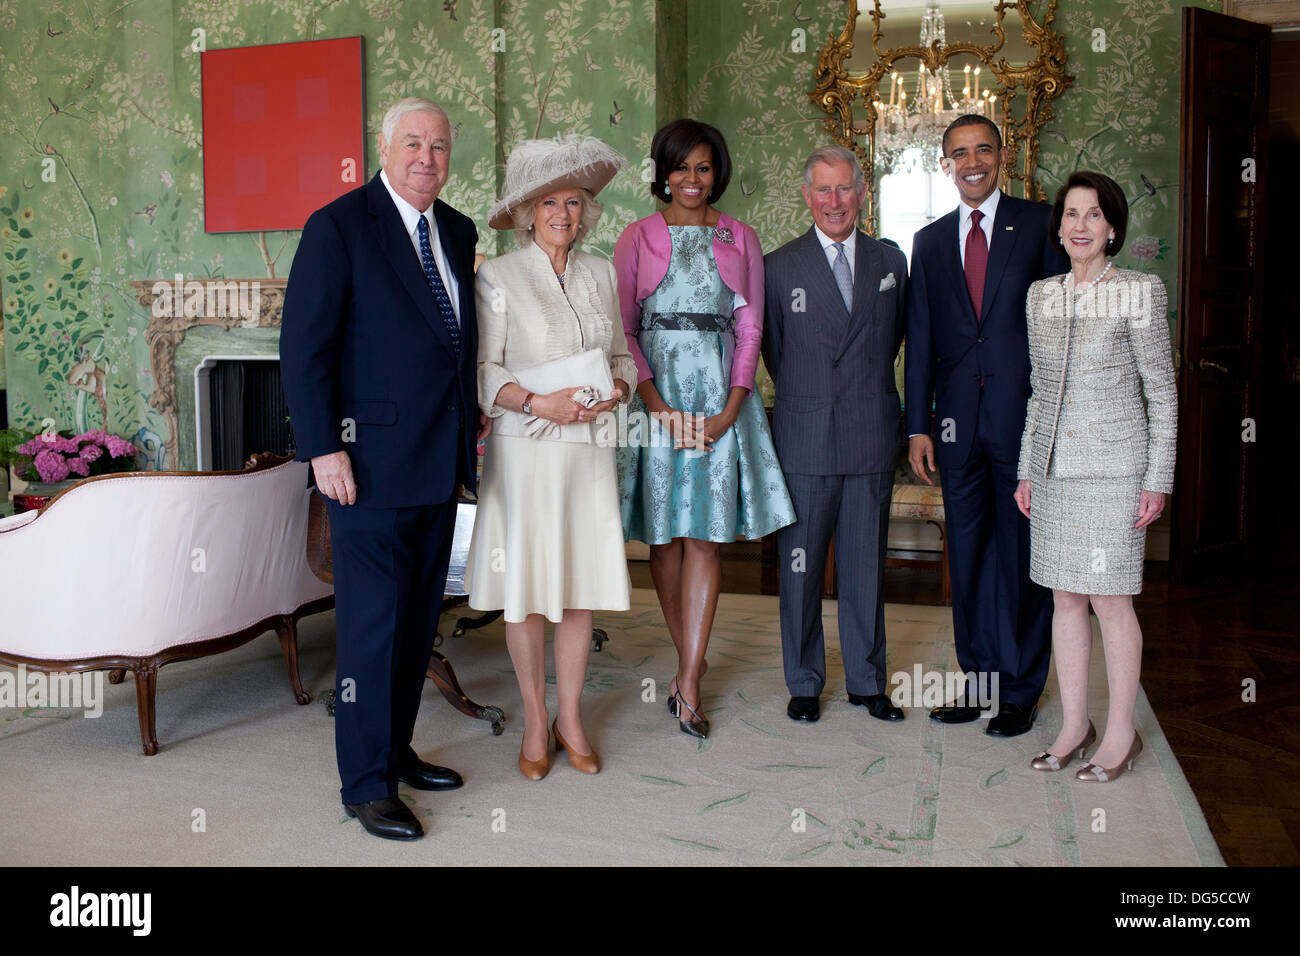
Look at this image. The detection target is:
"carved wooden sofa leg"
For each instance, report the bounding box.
[132,662,160,756]
[275,615,311,705]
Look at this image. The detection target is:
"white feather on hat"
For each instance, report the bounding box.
[487,134,627,230]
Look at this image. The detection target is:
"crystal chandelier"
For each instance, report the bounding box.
[872,1,998,174]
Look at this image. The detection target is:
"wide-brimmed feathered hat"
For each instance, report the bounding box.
[487,134,626,230]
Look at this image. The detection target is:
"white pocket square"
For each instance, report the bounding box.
[879,272,897,292]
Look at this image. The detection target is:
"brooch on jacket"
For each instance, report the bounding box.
[713,226,735,245]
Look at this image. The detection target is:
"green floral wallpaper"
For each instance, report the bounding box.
[0,0,655,462]
[1,0,1214,463]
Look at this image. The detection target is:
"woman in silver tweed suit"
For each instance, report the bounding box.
[1013,170,1177,783]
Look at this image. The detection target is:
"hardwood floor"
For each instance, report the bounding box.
[630,541,1300,866]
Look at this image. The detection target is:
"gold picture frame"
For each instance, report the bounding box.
[810,0,1074,233]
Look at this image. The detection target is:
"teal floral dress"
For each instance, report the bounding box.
[617,226,795,544]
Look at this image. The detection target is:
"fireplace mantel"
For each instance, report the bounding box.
[132,278,288,469]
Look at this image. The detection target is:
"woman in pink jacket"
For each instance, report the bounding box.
[614,119,794,739]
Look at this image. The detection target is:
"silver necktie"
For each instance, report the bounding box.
[832,241,853,312]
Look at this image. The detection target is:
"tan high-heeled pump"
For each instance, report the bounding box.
[518,728,551,781]
[1075,732,1143,782]
[1030,720,1097,771]
[553,718,600,774]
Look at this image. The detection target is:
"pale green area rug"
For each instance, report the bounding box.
[0,590,1221,866]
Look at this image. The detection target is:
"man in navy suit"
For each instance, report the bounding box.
[280,97,487,840]
[904,115,1068,737]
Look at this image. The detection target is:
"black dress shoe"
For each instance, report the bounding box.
[787,696,820,722]
[343,796,423,841]
[398,758,464,791]
[929,703,985,723]
[986,702,1038,738]
[849,693,904,721]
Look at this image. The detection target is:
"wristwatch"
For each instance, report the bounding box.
[522,392,534,415]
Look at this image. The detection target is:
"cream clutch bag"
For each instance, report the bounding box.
[498,348,614,444]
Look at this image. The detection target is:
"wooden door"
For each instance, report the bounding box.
[1172,7,1271,582]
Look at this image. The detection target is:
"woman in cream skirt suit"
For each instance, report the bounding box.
[1014,170,1176,783]
[465,135,636,780]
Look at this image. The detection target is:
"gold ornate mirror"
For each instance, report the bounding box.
[810,0,1073,241]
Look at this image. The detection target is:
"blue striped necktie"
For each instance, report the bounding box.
[416,214,461,356]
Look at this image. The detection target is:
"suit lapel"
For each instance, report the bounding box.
[434,199,474,364]
[979,194,1022,322]
[936,209,975,323]
[367,176,458,356]
[801,229,852,330]
[433,199,472,297]
[836,231,881,357]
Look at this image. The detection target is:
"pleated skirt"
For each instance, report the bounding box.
[466,434,631,623]
[617,328,795,545]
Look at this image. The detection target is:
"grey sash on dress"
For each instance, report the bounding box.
[640,311,734,334]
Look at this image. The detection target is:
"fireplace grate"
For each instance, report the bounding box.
[208,360,294,471]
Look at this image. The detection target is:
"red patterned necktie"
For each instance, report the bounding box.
[965,208,988,321]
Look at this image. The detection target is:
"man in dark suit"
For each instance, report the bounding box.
[904,115,1069,737]
[280,97,487,840]
[763,145,908,725]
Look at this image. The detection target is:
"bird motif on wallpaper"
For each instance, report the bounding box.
[1130,173,1174,206]
[443,1,457,21]
[67,353,109,430]
[48,97,60,115]
[585,51,601,71]
[741,178,757,197]
[46,22,61,37]
[609,100,623,127]
[792,3,811,23]
[136,203,158,224]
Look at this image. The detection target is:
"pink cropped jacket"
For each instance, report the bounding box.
[612,211,764,394]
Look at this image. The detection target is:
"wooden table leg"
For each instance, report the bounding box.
[426,651,504,735]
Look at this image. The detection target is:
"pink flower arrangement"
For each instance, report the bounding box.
[32,448,70,482]
[12,429,137,483]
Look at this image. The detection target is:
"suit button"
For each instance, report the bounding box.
[1067,429,1075,437]
[977,336,986,343]
[833,360,839,368]
[448,403,458,412]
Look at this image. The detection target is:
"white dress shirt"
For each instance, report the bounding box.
[379,169,461,322]
[814,225,857,280]
[957,189,1000,269]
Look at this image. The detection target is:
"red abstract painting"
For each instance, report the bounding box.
[201,37,365,233]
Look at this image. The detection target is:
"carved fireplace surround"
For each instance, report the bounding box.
[132,278,287,470]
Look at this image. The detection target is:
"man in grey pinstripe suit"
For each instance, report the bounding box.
[762,146,908,724]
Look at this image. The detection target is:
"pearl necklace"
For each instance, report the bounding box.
[1064,258,1113,292]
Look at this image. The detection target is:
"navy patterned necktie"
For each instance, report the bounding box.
[416,214,461,356]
